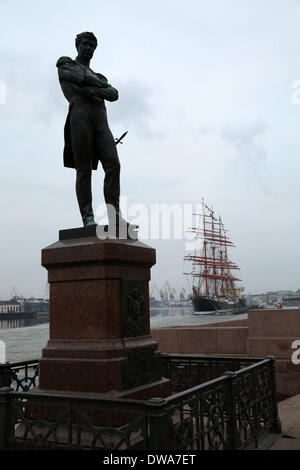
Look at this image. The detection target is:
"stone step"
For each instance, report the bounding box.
[269,392,300,450]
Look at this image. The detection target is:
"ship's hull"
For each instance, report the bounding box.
[192,298,220,312]
[192,297,245,313]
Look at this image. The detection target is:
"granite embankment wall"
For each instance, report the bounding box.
[151,310,300,399]
[152,318,248,356]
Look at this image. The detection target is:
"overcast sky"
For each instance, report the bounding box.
[1,0,300,299]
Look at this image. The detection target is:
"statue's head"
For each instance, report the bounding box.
[75,32,98,61]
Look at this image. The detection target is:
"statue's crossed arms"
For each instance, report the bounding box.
[56,56,118,103]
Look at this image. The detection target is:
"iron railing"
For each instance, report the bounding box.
[160,354,263,393]
[161,356,281,449]
[0,355,281,450]
[0,360,39,391]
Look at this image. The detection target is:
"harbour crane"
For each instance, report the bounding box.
[150,283,159,299]
[179,287,187,300]
[169,288,176,301]
[160,281,172,302]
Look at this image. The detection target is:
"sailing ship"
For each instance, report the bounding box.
[184,199,246,314]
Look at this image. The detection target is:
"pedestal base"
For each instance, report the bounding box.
[32,377,171,401]
[39,337,164,393]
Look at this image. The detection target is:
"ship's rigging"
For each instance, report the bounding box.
[184,199,241,301]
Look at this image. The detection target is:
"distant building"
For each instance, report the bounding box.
[282,295,300,305]
[24,298,49,313]
[0,300,21,313]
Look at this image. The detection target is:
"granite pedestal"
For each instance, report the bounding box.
[38,228,170,399]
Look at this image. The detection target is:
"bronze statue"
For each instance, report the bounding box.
[57,32,124,227]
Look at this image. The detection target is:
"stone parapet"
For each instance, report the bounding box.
[151,309,300,399]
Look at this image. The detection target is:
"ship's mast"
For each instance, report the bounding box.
[208,203,217,297]
[202,198,208,296]
[219,215,225,297]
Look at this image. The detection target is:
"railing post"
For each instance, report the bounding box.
[265,356,282,433]
[0,364,11,388]
[0,387,13,450]
[223,371,238,450]
[147,398,169,450]
[159,353,170,379]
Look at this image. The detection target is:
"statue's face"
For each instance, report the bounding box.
[77,37,96,61]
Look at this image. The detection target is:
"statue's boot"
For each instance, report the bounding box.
[80,203,96,227]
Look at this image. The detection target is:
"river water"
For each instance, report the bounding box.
[0,307,247,330]
[150,306,247,327]
[0,307,247,363]
[0,314,49,330]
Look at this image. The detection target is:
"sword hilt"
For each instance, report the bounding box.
[115,131,128,145]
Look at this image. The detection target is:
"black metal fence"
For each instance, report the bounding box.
[0,355,281,450]
[0,360,39,391]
